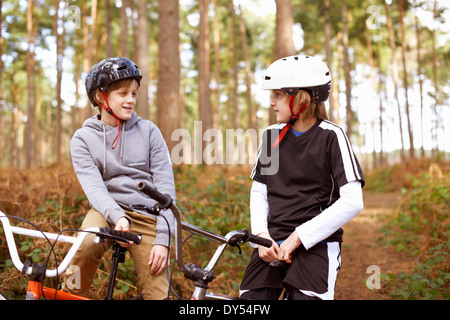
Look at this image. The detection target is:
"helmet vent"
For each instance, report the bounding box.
[265,76,271,80]
[325,71,330,76]
[117,65,127,71]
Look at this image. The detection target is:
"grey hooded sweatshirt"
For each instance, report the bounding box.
[70,112,175,247]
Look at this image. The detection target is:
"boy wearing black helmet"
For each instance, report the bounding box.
[240,55,364,300]
[64,57,175,299]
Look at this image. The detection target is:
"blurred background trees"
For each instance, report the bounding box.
[0,0,448,169]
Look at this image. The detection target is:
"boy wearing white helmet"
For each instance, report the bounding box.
[240,55,364,300]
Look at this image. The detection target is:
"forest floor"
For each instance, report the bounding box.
[0,158,448,300]
[335,190,415,300]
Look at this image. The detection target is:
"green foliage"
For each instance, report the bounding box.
[168,165,254,297]
[378,171,449,300]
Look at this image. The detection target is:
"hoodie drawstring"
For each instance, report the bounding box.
[98,92,121,149]
[120,122,125,164]
[102,123,107,173]
[102,120,126,173]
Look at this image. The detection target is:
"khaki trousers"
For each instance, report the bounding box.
[63,208,169,300]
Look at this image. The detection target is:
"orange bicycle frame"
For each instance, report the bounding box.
[25,280,90,300]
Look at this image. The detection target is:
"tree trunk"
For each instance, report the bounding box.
[274,0,296,59]
[430,0,440,155]
[25,0,35,168]
[72,67,80,135]
[54,0,64,163]
[229,1,239,129]
[385,2,405,158]
[136,0,149,119]
[91,0,98,60]
[341,0,352,139]
[399,0,414,158]
[157,0,180,152]
[198,0,212,164]
[198,0,212,128]
[365,11,377,167]
[415,15,425,158]
[332,31,342,126]
[238,5,256,131]
[83,1,94,119]
[376,39,385,166]
[272,0,296,125]
[0,0,4,165]
[105,0,113,57]
[9,72,18,167]
[211,0,221,130]
[323,0,336,123]
[119,0,128,57]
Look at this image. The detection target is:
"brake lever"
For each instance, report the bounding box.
[130,204,160,215]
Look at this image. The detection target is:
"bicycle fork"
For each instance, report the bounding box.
[23,261,45,300]
[23,262,90,300]
[23,243,126,300]
[190,280,209,300]
[26,280,42,300]
[23,262,63,300]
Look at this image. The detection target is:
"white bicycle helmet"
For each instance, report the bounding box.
[262,55,331,103]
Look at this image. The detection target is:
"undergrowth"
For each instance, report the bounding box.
[170,165,253,299]
[1,159,448,300]
[0,164,254,300]
[374,161,449,300]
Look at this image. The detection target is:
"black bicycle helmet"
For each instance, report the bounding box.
[86,57,142,106]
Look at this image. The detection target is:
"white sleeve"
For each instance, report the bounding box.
[250,180,269,236]
[296,180,364,250]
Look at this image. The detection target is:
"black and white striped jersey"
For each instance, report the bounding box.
[250,119,365,243]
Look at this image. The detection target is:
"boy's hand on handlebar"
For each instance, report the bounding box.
[256,232,279,263]
[115,217,133,247]
[148,245,169,276]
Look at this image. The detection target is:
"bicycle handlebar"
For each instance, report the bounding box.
[137,181,271,248]
[0,211,142,278]
[137,182,272,286]
[230,229,273,248]
[99,227,142,245]
[137,182,172,209]
[138,181,272,248]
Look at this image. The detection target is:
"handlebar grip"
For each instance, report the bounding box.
[137,182,172,209]
[100,228,142,245]
[247,233,273,248]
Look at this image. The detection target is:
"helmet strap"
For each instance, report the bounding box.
[272,96,313,148]
[288,94,295,114]
[98,92,121,149]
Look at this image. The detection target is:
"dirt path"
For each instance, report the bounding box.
[335,191,416,300]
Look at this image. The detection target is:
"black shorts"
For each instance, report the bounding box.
[240,242,341,300]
